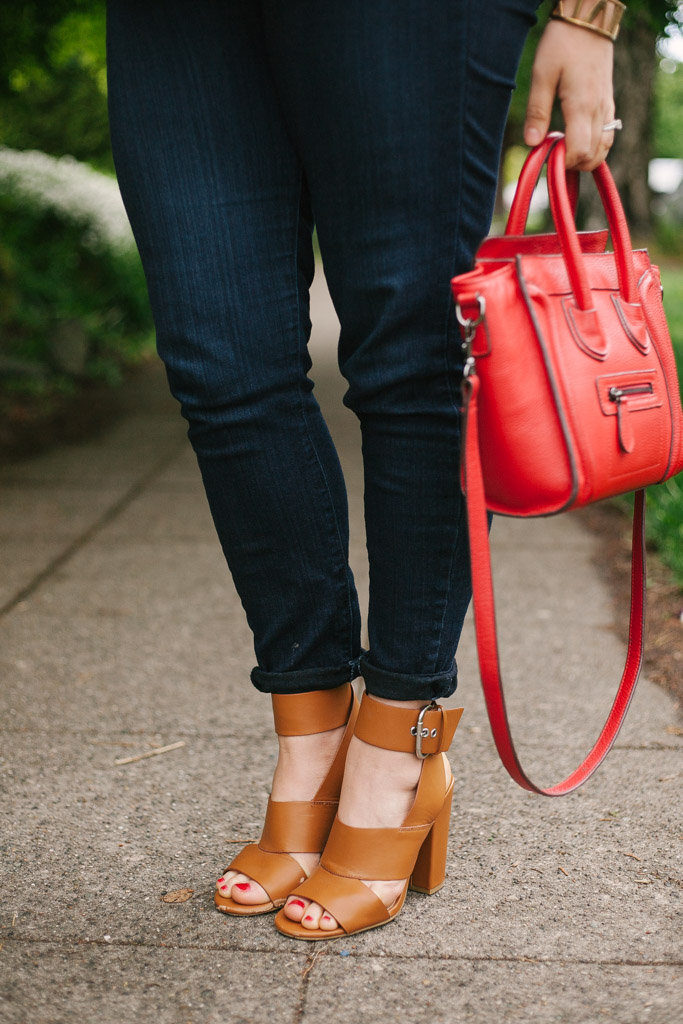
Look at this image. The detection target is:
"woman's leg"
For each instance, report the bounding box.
[259,0,542,928]
[106,0,362,695]
[105,0,362,905]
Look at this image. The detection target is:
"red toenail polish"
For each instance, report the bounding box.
[217,877,225,883]
[304,915,313,921]
[289,899,305,908]
[234,883,250,890]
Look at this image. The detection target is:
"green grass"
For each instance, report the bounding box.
[642,256,683,587]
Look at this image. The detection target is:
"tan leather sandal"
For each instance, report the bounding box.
[214,681,359,916]
[273,693,463,940]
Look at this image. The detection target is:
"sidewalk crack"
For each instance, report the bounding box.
[0,441,185,619]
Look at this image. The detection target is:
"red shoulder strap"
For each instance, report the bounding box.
[461,374,646,796]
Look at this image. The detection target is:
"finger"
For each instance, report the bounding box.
[596,102,617,164]
[587,104,611,171]
[562,100,594,170]
[524,66,556,147]
[581,105,613,172]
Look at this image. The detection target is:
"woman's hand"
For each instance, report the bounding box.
[524,19,616,170]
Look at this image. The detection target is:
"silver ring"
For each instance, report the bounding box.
[602,119,623,131]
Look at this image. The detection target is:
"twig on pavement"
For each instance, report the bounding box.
[114,740,185,765]
[301,948,325,979]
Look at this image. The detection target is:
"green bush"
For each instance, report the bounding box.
[0,149,153,402]
[645,475,683,581]
[643,257,683,586]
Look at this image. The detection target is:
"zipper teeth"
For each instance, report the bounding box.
[609,383,654,400]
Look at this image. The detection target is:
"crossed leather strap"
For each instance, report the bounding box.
[274,695,463,939]
[215,682,359,915]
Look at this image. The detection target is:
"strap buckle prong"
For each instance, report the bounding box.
[410,700,443,759]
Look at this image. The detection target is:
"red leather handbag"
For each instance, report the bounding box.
[450,132,683,796]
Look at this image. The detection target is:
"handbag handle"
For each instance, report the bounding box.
[505,131,579,235]
[546,138,639,307]
[461,371,646,796]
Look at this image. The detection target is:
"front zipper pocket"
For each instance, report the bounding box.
[596,370,662,454]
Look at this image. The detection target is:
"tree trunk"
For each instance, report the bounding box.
[582,13,658,240]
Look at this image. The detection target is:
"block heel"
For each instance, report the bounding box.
[409,777,454,895]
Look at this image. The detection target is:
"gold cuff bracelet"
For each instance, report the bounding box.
[549,1,626,42]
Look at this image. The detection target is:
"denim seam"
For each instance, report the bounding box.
[433,496,467,672]
[432,2,471,677]
[292,170,356,665]
[442,6,470,419]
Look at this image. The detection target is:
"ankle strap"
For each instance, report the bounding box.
[271,683,354,736]
[354,693,463,757]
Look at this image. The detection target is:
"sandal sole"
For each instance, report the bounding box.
[214,891,282,916]
[273,889,408,941]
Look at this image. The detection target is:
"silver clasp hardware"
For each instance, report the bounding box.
[455,294,485,379]
[410,700,443,759]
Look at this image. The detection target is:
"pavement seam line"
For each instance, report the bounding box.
[1,727,680,753]
[0,937,680,967]
[0,441,186,619]
[293,949,321,1024]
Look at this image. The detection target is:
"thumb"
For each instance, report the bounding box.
[524,74,555,148]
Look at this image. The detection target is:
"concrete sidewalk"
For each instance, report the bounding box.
[1,266,680,1024]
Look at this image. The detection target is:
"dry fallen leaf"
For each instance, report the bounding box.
[161,888,194,903]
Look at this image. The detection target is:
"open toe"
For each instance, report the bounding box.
[318,910,338,931]
[282,896,309,921]
[219,873,271,905]
[214,684,359,917]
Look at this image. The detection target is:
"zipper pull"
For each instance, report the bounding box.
[608,385,650,454]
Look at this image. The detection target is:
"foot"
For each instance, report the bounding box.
[215,724,347,906]
[282,697,453,931]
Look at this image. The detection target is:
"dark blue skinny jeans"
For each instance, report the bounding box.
[106,0,541,701]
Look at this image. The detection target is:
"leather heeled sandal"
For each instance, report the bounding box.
[214,681,359,916]
[274,693,463,940]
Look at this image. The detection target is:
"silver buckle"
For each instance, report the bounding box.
[410,700,443,759]
[454,293,486,332]
[454,294,486,379]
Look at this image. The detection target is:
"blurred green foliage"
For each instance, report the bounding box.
[0,2,112,172]
[654,61,683,158]
[0,1,152,441]
[0,183,152,397]
[642,260,683,585]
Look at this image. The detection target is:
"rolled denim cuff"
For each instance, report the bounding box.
[250,652,364,695]
[358,651,458,702]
